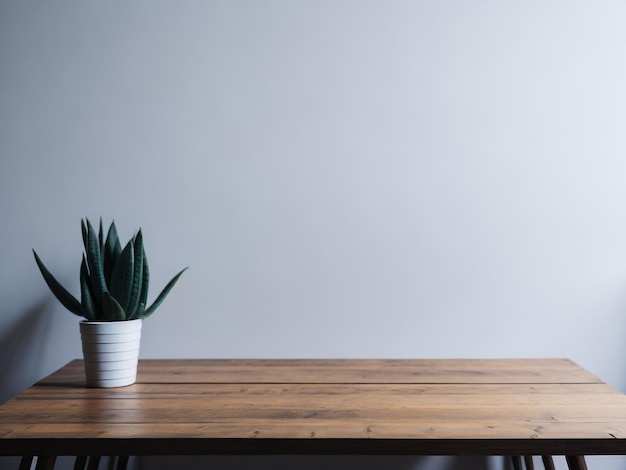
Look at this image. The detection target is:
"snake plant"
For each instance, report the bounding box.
[33,218,187,321]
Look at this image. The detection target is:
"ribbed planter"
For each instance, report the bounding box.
[80,319,142,388]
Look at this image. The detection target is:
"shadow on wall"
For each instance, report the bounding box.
[0,300,52,405]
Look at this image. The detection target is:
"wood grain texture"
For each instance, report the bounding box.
[1,359,626,456]
[38,359,603,385]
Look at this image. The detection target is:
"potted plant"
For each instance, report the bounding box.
[33,218,187,387]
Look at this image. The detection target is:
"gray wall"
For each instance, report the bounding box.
[2,1,626,469]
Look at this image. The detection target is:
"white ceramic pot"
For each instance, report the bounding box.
[80,319,142,387]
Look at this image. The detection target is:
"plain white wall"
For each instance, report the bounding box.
[2,1,626,469]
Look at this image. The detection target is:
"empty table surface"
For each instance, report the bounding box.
[2,359,626,456]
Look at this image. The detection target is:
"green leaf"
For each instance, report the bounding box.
[80,256,97,321]
[142,267,187,319]
[126,230,144,319]
[102,292,127,321]
[129,302,145,321]
[109,239,134,315]
[81,219,88,251]
[85,219,108,310]
[33,250,82,316]
[137,247,150,312]
[98,218,104,252]
[103,221,122,285]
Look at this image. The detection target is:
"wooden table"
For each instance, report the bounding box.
[2,359,626,469]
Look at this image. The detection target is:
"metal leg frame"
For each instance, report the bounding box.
[18,456,33,470]
[511,455,584,470]
[32,457,57,470]
[17,455,129,470]
[18,453,584,470]
[541,456,556,470]
[565,456,588,470]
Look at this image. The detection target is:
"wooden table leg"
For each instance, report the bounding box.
[541,456,556,470]
[512,456,523,470]
[524,455,535,469]
[565,456,588,470]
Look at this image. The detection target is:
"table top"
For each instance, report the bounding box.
[2,358,626,456]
